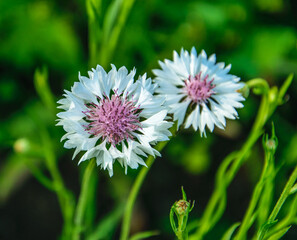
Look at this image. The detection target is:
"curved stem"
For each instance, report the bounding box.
[40,128,75,240]
[73,159,97,240]
[100,0,136,68]
[267,165,297,223]
[120,129,176,240]
[245,78,270,93]
[190,91,271,240]
[234,152,270,239]
[120,155,156,240]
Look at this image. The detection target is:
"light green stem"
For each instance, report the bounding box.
[120,137,173,240]
[40,129,75,240]
[261,193,297,239]
[120,153,159,240]
[260,165,297,239]
[234,150,270,239]
[100,0,136,67]
[73,159,97,240]
[190,82,271,240]
[176,216,188,240]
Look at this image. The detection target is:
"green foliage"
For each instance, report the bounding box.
[221,223,240,240]
[0,0,82,70]
[87,202,125,240]
[129,230,160,240]
[0,0,296,240]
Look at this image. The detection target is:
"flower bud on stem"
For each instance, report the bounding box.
[170,187,195,240]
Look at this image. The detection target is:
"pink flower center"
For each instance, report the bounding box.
[184,72,215,103]
[83,93,141,146]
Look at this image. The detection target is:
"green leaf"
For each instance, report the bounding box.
[34,67,56,113]
[289,183,297,195]
[129,230,160,240]
[170,205,177,233]
[86,202,125,240]
[0,154,29,204]
[182,186,187,200]
[257,220,278,240]
[266,226,291,240]
[278,74,294,105]
[86,0,102,22]
[103,0,122,40]
[221,222,240,240]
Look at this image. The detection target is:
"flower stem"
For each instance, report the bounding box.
[40,128,75,240]
[234,149,270,239]
[120,126,176,240]
[73,159,97,240]
[261,165,297,239]
[120,154,156,240]
[190,83,271,240]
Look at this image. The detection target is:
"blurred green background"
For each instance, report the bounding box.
[0,0,297,239]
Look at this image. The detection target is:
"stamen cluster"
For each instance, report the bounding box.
[83,94,141,146]
[184,72,215,104]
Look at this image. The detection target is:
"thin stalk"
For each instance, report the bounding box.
[24,157,55,191]
[86,0,102,68]
[234,156,269,239]
[100,0,136,67]
[120,155,155,240]
[73,159,97,240]
[120,126,176,240]
[262,193,297,239]
[190,90,270,240]
[88,20,98,68]
[263,165,297,238]
[40,128,75,240]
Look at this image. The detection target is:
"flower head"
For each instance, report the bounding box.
[153,47,245,136]
[57,65,172,176]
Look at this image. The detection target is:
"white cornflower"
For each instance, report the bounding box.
[153,47,245,136]
[57,65,172,176]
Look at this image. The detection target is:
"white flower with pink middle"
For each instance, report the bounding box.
[57,65,172,176]
[153,47,245,136]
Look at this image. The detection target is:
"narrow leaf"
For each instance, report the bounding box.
[221,222,240,240]
[129,230,160,240]
[278,73,293,105]
[87,202,124,240]
[267,226,291,240]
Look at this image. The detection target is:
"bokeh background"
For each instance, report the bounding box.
[0,0,297,239]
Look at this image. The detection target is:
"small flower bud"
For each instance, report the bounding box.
[175,199,190,215]
[266,139,277,152]
[13,138,43,157]
[263,123,278,154]
[170,187,195,240]
[14,138,30,153]
[239,84,250,99]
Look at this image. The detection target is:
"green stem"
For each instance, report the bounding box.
[73,159,97,240]
[262,193,297,239]
[245,78,270,94]
[190,88,270,240]
[120,137,173,240]
[100,0,136,67]
[234,153,270,239]
[263,165,297,238]
[23,157,56,191]
[41,129,75,240]
[88,19,98,68]
[86,0,102,68]
[176,216,188,240]
[120,151,159,240]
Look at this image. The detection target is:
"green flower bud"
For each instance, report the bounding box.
[170,187,195,240]
[14,138,30,153]
[175,199,190,215]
